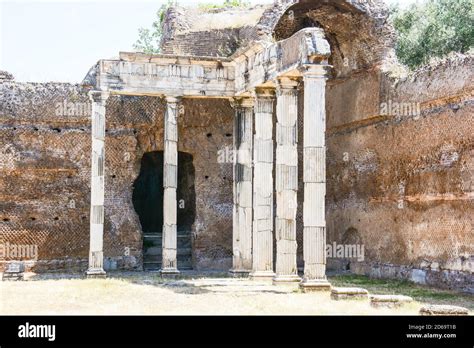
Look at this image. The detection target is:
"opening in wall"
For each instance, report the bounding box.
[132,151,196,271]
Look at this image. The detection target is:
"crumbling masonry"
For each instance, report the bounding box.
[0,0,473,292]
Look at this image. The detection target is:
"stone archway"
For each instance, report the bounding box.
[133,151,196,270]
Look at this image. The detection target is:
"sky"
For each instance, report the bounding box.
[0,0,420,83]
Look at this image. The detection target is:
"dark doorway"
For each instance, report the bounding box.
[133,151,196,271]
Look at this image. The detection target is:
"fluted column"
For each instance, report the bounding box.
[273,77,301,285]
[250,87,275,281]
[300,64,331,291]
[230,97,254,276]
[161,96,181,276]
[87,91,109,279]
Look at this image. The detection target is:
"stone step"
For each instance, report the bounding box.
[143,260,193,271]
[145,247,192,257]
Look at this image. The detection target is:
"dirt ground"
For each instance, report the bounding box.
[0,272,472,316]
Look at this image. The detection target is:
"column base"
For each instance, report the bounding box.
[273,274,302,285]
[86,268,107,279]
[160,268,180,278]
[229,269,251,278]
[300,279,332,292]
[250,271,276,282]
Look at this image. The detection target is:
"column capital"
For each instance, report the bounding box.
[299,64,332,79]
[164,95,182,104]
[254,86,276,99]
[230,96,255,109]
[277,76,299,89]
[88,90,110,103]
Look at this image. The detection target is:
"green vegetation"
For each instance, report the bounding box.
[198,0,250,11]
[133,0,177,54]
[135,0,474,67]
[390,0,474,69]
[329,274,474,309]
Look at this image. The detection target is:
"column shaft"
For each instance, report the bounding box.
[162,96,181,275]
[274,78,301,284]
[250,88,275,280]
[301,64,331,291]
[230,97,254,276]
[87,91,109,278]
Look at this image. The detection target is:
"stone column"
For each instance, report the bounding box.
[230,97,254,276]
[161,96,181,276]
[273,77,301,285]
[250,87,276,281]
[300,64,331,291]
[87,91,109,279]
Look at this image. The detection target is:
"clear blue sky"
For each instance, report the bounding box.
[0,0,419,83]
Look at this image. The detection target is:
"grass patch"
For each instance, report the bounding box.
[329,274,474,310]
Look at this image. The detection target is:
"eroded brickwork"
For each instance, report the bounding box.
[0,84,234,272]
[326,55,474,292]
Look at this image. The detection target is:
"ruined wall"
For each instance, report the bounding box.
[160,6,267,57]
[0,78,234,272]
[325,55,474,293]
[0,81,92,271]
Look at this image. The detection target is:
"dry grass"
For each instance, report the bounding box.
[2,272,467,316]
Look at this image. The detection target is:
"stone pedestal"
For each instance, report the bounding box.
[300,64,331,291]
[87,91,109,279]
[250,87,276,281]
[273,78,301,285]
[230,97,254,277]
[161,96,181,277]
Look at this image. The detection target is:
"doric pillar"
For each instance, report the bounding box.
[250,87,276,281]
[300,64,331,291]
[230,97,254,276]
[87,90,109,278]
[273,77,301,285]
[161,96,181,276]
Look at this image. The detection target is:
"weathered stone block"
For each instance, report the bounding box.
[419,305,469,316]
[370,295,413,308]
[331,287,369,300]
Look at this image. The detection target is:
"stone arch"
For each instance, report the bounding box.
[257,0,395,77]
